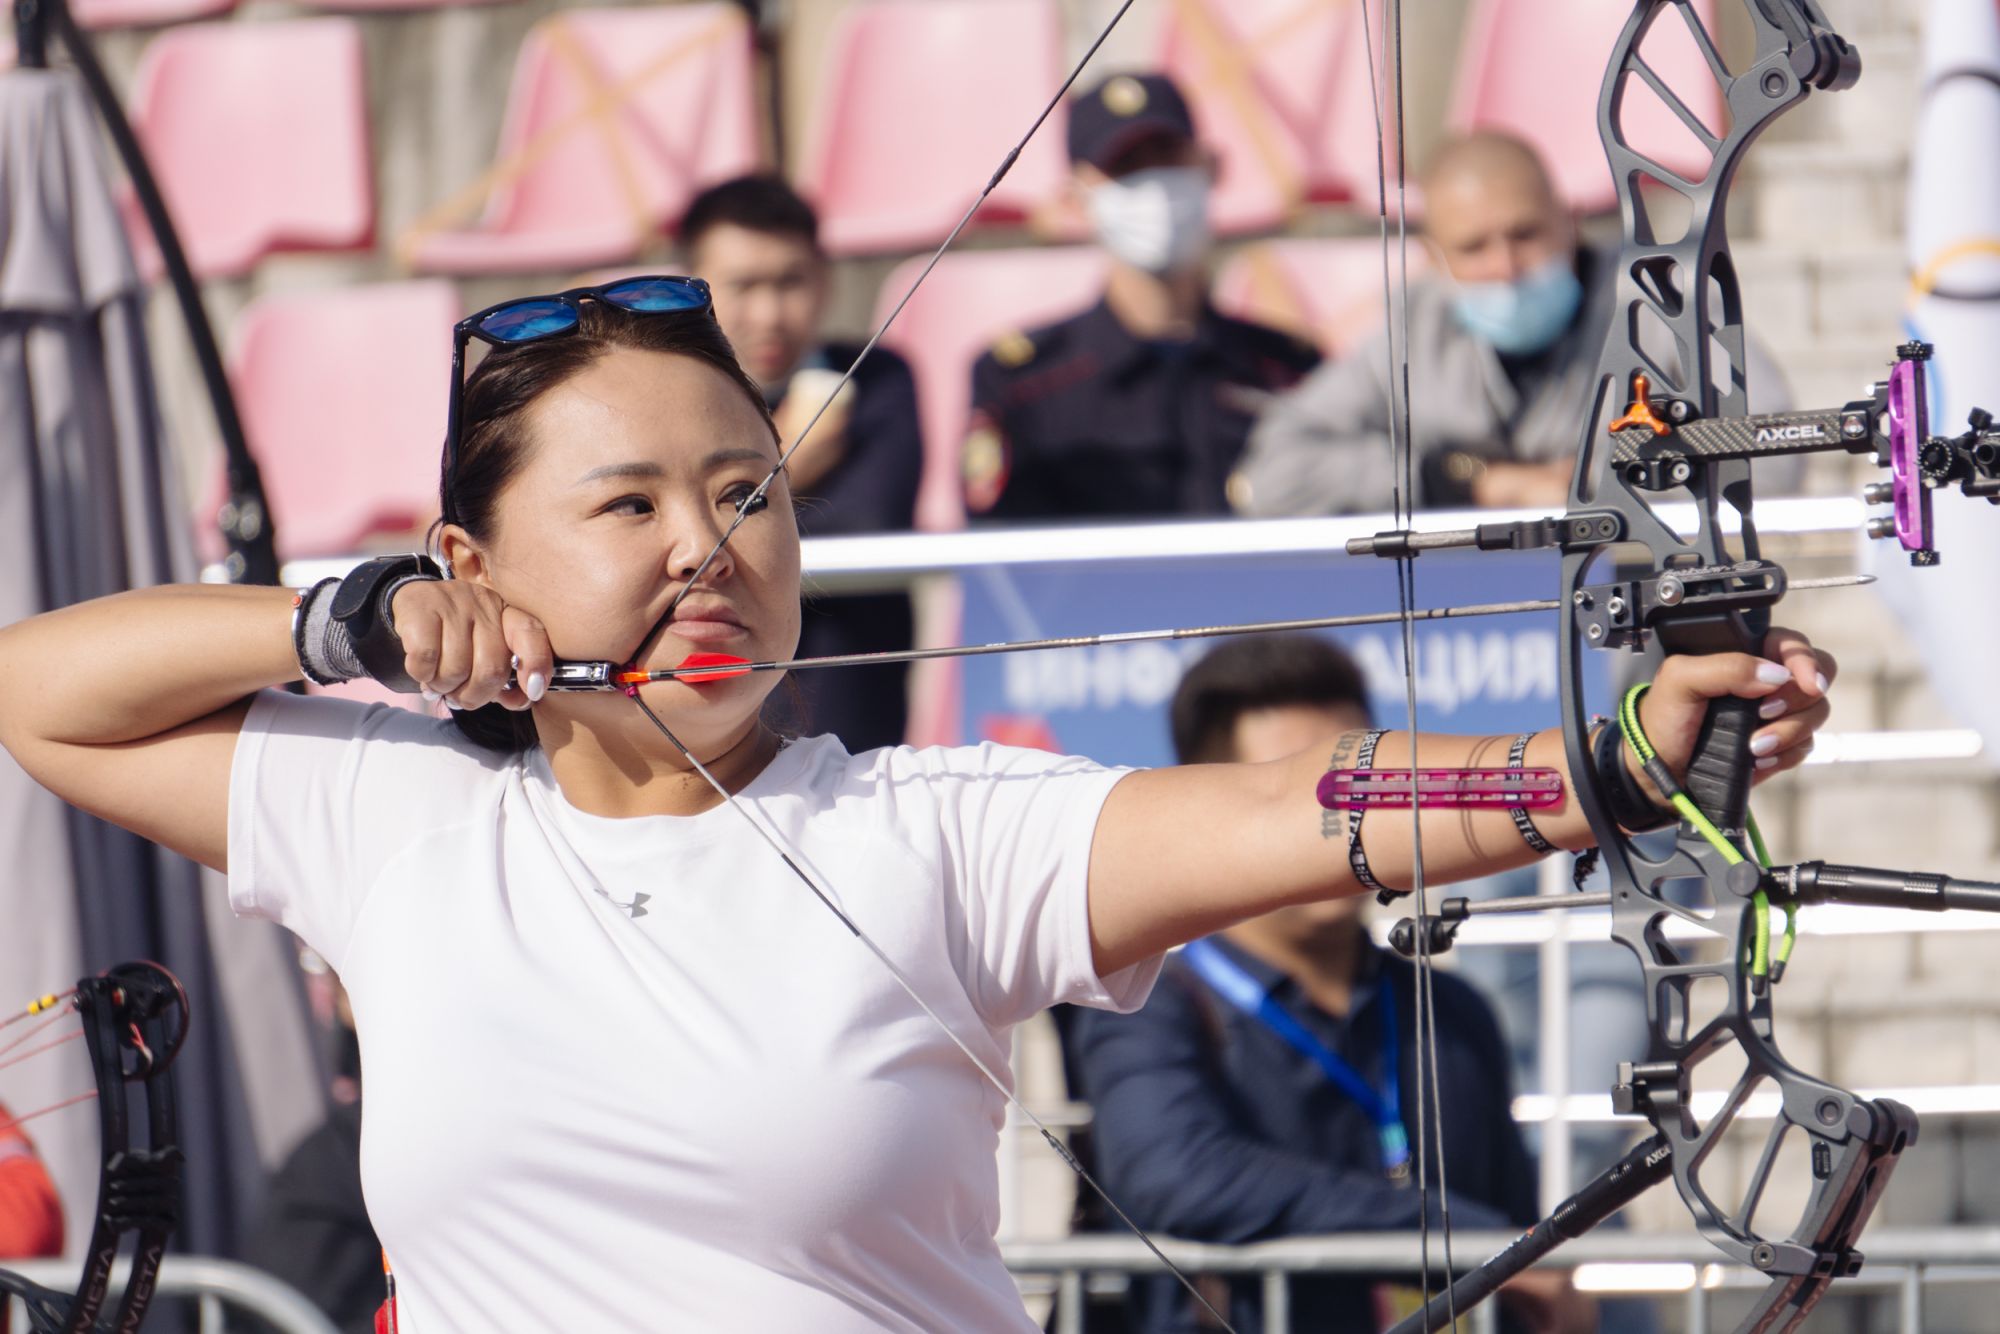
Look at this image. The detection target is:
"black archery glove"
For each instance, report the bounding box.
[320,553,445,692]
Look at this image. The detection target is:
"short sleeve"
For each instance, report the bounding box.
[228,690,503,968]
[918,744,1162,1028]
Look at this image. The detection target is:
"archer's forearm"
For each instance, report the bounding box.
[1336,725,1587,896]
[0,584,300,749]
[1089,726,1585,973]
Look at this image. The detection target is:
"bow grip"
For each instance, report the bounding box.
[1683,691,1759,835]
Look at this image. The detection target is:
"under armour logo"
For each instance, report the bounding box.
[595,889,651,918]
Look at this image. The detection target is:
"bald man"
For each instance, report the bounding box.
[1233,131,1792,516]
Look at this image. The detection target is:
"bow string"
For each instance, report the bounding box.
[616,3,1244,1328]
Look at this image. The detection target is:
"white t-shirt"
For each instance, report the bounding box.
[228,691,1159,1333]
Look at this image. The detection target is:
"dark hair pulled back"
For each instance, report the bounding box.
[438,300,776,753]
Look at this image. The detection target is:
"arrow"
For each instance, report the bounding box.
[528,573,1872,690]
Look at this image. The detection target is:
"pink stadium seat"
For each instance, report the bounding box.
[123,19,372,281]
[798,0,1072,257]
[1449,0,1723,212]
[71,0,234,28]
[873,247,1108,531]
[1212,237,1429,358]
[1157,0,1400,235]
[216,282,461,561]
[299,0,493,11]
[401,5,760,275]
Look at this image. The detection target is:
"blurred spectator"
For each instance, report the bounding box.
[1234,130,1792,516]
[1065,637,1587,1334]
[962,73,1318,522]
[0,1102,64,1334]
[244,981,381,1334]
[0,1104,62,1256]
[682,175,920,752]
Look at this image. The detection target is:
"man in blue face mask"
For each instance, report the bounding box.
[1233,130,1793,515]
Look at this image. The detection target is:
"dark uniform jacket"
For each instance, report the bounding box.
[963,298,1319,521]
[779,341,922,754]
[1065,938,1538,1334]
[243,1100,381,1334]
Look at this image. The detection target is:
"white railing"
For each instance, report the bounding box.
[1003,1227,2000,1334]
[259,498,1875,592]
[2,1255,339,1334]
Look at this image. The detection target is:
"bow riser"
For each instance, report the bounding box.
[1567,1,1894,1321]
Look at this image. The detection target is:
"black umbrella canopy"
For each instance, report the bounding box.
[0,65,323,1265]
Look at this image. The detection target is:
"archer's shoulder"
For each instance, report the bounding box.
[243,689,515,774]
[835,738,1122,787]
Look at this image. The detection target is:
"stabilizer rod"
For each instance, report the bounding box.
[1775,861,2000,913]
[1386,1133,1673,1334]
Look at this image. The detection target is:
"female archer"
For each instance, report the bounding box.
[0,282,1832,1332]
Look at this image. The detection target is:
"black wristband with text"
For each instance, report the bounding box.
[1593,718,1675,833]
[330,553,444,693]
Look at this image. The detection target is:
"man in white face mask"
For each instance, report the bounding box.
[1234,130,1793,515]
[962,73,1319,521]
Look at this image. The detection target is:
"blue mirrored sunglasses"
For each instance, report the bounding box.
[441,276,715,525]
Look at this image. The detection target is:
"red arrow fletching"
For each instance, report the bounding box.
[674,652,753,682]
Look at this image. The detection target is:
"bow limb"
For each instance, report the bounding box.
[0,962,187,1334]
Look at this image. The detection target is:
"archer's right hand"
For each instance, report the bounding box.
[390,580,554,712]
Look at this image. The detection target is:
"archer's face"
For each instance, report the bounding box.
[472,346,800,734]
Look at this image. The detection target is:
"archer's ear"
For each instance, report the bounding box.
[436,525,488,587]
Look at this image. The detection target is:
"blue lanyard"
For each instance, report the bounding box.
[1180,938,1411,1179]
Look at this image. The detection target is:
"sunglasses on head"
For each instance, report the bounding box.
[440,275,715,527]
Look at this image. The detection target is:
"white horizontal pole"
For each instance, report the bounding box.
[240,498,1866,589]
[1511,1082,2000,1126]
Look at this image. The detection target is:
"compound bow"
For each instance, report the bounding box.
[0,963,186,1334]
[1349,3,2000,1329]
[468,0,2000,1328]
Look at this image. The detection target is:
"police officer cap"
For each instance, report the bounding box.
[1067,73,1198,171]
